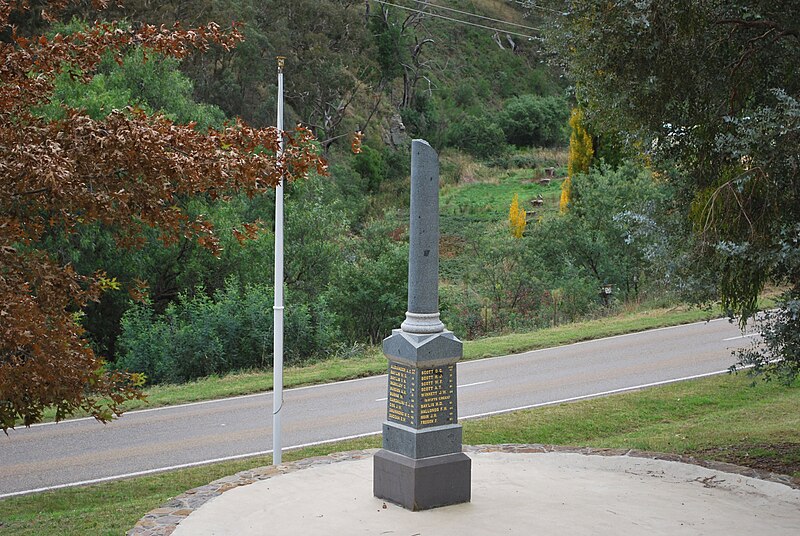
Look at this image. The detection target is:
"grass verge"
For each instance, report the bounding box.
[29,302,724,425]
[1,373,797,535]
[112,304,724,415]
[462,305,720,360]
[462,374,800,477]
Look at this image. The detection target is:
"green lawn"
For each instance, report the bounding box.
[1,373,797,535]
[440,170,564,221]
[463,374,800,468]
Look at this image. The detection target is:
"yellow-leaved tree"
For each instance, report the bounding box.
[509,193,526,238]
[559,176,572,213]
[560,107,594,212]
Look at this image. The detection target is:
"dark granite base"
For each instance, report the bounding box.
[373,449,471,511]
[382,422,462,459]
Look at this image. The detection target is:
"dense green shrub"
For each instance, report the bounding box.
[326,220,408,344]
[116,279,339,384]
[328,161,370,228]
[401,92,442,143]
[453,84,476,107]
[539,162,682,303]
[369,11,406,81]
[445,115,507,158]
[498,95,569,147]
[353,145,387,193]
[441,232,547,337]
[41,47,226,129]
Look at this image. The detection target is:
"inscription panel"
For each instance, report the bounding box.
[387,362,416,427]
[418,364,456,428]
[387,362,456,428]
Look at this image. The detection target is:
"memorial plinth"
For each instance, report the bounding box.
[373,140,471,511]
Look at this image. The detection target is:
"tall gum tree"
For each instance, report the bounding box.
[0,0,325,430]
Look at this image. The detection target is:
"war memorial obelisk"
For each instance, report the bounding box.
[373,139,471,511]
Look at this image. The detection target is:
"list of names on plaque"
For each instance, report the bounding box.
[418,364,456,427]
[387,362,416,426]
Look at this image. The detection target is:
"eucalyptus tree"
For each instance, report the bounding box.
[549,0,800,380]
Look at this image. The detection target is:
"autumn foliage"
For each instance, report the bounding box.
[0,0,325,430]
[561,107,593,213]
[558,176,571,214]
[508,193,526,239]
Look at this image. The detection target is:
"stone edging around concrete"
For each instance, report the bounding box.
[127,444,800,536]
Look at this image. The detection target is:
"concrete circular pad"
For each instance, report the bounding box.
[170,451,800,535]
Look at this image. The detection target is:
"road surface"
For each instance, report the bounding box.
[0,318,758,498]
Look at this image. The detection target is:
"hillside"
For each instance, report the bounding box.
[8,1,686,387]
[52,0,566,156]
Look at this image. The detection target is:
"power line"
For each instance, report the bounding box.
[406,0,542,33]
[372,0,542,40]
[508,1,566,16]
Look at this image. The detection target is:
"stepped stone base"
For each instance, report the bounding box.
[373,449,471,511]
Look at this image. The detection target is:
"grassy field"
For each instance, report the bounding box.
[1,372,797,535]
[440,169,564,220]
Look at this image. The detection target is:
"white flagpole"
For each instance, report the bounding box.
[273,56,286,466]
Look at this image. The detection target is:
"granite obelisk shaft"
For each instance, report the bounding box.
[401,140,445,334]
[374,139,471,511]
[407,141,439,314]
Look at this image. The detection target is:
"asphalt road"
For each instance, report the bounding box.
[0,318,758,498]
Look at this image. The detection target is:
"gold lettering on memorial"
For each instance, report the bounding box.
[416,364,456,428]
[387,362,416,426]
[386,363,457,428]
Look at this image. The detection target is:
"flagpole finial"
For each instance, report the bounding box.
[276,56,286,72]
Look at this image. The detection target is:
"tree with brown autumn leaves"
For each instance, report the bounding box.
[0,0,325,431]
